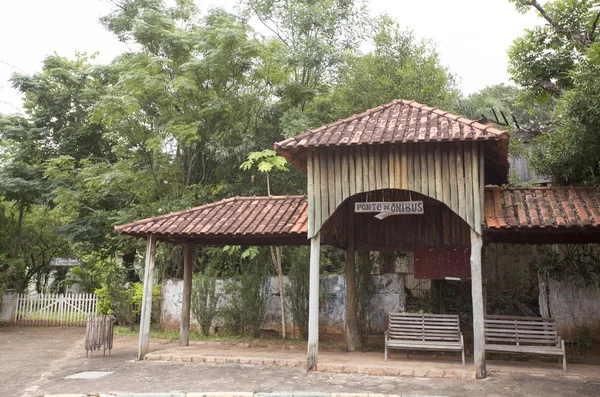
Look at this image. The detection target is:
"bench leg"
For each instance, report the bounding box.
[461,334,465,366]
[562,340,567,371]
[385,344,388,361]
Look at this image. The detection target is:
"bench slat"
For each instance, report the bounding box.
[485,319,556,326]
[390,324,458,332]
[486,344,564,355]
[486,315,555,321]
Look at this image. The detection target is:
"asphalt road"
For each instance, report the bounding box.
[1,326,599,397]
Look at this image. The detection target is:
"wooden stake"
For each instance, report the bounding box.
[470,229,486,379]
[307,232,321,371]
[138,234,157,361]
[180,243,194,346]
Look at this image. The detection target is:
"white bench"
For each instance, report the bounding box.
[384,313,465,365]
[484,315,566,371]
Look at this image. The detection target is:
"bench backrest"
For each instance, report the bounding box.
[484,315,559,346]
[386,313,461,342]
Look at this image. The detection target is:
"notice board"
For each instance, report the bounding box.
[413,247,471,280]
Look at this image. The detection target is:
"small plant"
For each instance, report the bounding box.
[575,326,594,351]
[535,245,600,289]
[96,282,161,328]
[191,267,218,336]
[220,259,269,337]
[286,247,310,339]
[486,269,537,317]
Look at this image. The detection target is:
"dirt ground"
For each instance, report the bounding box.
[1,325,600,397]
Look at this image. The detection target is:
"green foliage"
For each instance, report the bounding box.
[244,0,368,109]
[191,267,218,336]
[356,252,376,348]
[508,1,600,184]
[220,260,269,337]
[240,149,288,174]
[535,245,600,289]
[575,325,594,350]
[285,247,310,339]
[0,0,465,294]
[330,15,459,118]
[529,43,600,185]
[96,281,161,327]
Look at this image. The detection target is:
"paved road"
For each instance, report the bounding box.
[1,326,599,397]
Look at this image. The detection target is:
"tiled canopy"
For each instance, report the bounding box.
[115,187,600,245]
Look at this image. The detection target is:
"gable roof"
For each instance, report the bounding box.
[274,99,510,184]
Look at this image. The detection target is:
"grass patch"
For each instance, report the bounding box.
[113,326,346,350]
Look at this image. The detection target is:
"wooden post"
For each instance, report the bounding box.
[307,232,321,371]
[138,234,157,361]
[470,229,486,379]
[345,207,357,352]
[180,243,194,346]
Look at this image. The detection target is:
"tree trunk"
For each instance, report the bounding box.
[398,273,407,312]
[12,202,24,258]
[538,272,551,318]
[270,246,286,339]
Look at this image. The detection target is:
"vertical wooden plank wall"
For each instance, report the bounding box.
[306,142,483,239]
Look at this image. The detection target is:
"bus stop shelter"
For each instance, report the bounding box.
[116,99,600,379]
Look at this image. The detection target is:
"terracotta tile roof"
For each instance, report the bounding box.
[484,187,600,229]
[274,99,510,184]
[275,99,507,150]
[115,187,600,245]
[114,196,308,245]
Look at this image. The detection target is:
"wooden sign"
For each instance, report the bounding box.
[50,258,81,267]
[355,201,424,219]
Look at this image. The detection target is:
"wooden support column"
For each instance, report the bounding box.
[180,243,194,346]
[470,229,486,379]
[345,207,357,352]
[307,232,321,371]
[138,234,157,361]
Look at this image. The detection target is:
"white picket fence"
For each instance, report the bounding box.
[14,293,98,326]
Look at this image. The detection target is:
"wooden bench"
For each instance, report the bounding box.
[484,315,566,371]
[384,313,465,365]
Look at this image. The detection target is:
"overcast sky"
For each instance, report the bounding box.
[0,0,542,115]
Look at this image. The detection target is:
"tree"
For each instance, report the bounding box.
[240,149,289,338]
[508,0,600,98]
[330,15,459,118]
[508,0,600,184]
[453,84,554,134]
[244,0,368,110]
[240,149,289,196]
[0,115,47,257]
[528,43,600,184]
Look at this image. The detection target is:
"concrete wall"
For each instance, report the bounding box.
[161,273,406,335]
[159,245,600,341]
[0,291,16,323]
[484,243,537,289]
[549,279,600,341]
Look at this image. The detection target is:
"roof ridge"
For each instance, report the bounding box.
[274,98,510,150]
[274,100,403,149]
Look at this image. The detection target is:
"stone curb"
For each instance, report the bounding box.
[144,353,474,380]
[185,340,345,353]
[44,394,436,397]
